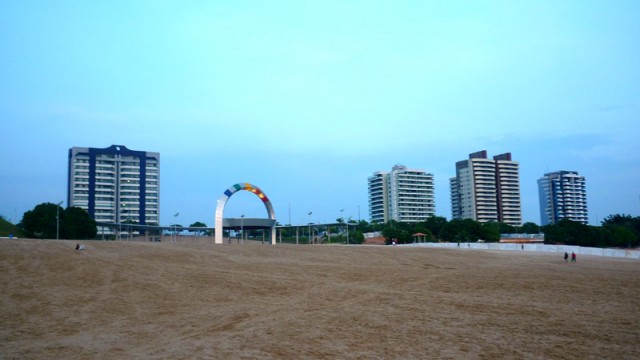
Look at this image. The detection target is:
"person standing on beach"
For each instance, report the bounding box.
[571,252,577,262]
[564,252,568,262]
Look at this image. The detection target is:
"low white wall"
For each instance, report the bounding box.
[405,242,640,260]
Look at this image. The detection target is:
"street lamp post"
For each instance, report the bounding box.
[56,201,63,240]
[340,209,349,245]
[173,212,179,242]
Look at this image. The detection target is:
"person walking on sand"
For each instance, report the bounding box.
[571,252,577,262]
[564,252,568,262]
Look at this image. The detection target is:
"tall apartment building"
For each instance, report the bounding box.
[67,145,160,233]
[368,165,435,223]
[538,171,588,225]
[368,171,388,223]
[450,151,522,226]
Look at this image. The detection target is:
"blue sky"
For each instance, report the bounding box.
[1,1,639,227]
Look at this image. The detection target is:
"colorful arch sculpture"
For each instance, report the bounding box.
[214,183,276,244]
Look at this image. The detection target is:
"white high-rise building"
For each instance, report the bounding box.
[368,165,435,223]
[68,145,160,234]
[494,153,522,225]
[538,171,588,225]
[450,151,522,226]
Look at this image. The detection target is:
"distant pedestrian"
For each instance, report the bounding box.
[564,252,568,262]
[571,252,577,262]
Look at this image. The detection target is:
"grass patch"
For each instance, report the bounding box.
[0,217,24,237]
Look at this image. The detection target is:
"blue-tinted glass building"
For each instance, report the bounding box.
[538,171,588,225]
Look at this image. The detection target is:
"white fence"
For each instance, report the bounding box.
[404,242,640,260]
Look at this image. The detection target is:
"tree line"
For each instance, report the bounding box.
[12,202,640,248]
[361,214,639,248]
[19,202,97,240]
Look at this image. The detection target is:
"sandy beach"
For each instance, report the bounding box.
[1,239,639,359]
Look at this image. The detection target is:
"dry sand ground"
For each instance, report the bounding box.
[1,239,639,359]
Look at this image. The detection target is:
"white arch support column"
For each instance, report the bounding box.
[214,183,276,244]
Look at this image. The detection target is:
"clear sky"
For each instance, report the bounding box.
[1,1,639,227]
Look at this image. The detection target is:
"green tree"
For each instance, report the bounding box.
[439,220,462,242]
[20,203,96,239]
[20,202,61,239]
[349,229,365,244]
[189,221,208,236]
[543,219,592,246]
[382,226,411,244]
[480,222,500,242]
[440,219,485,242]
[602,225,637,248]
[423,216,448,240]
[602,214,640,245]
[62,206,97,239]
[541,223,567,244]
[354,220,369,233]
[518,222,541,234]
[495,221,516,234]
[602,214,634,228]
[564,220,592,246]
